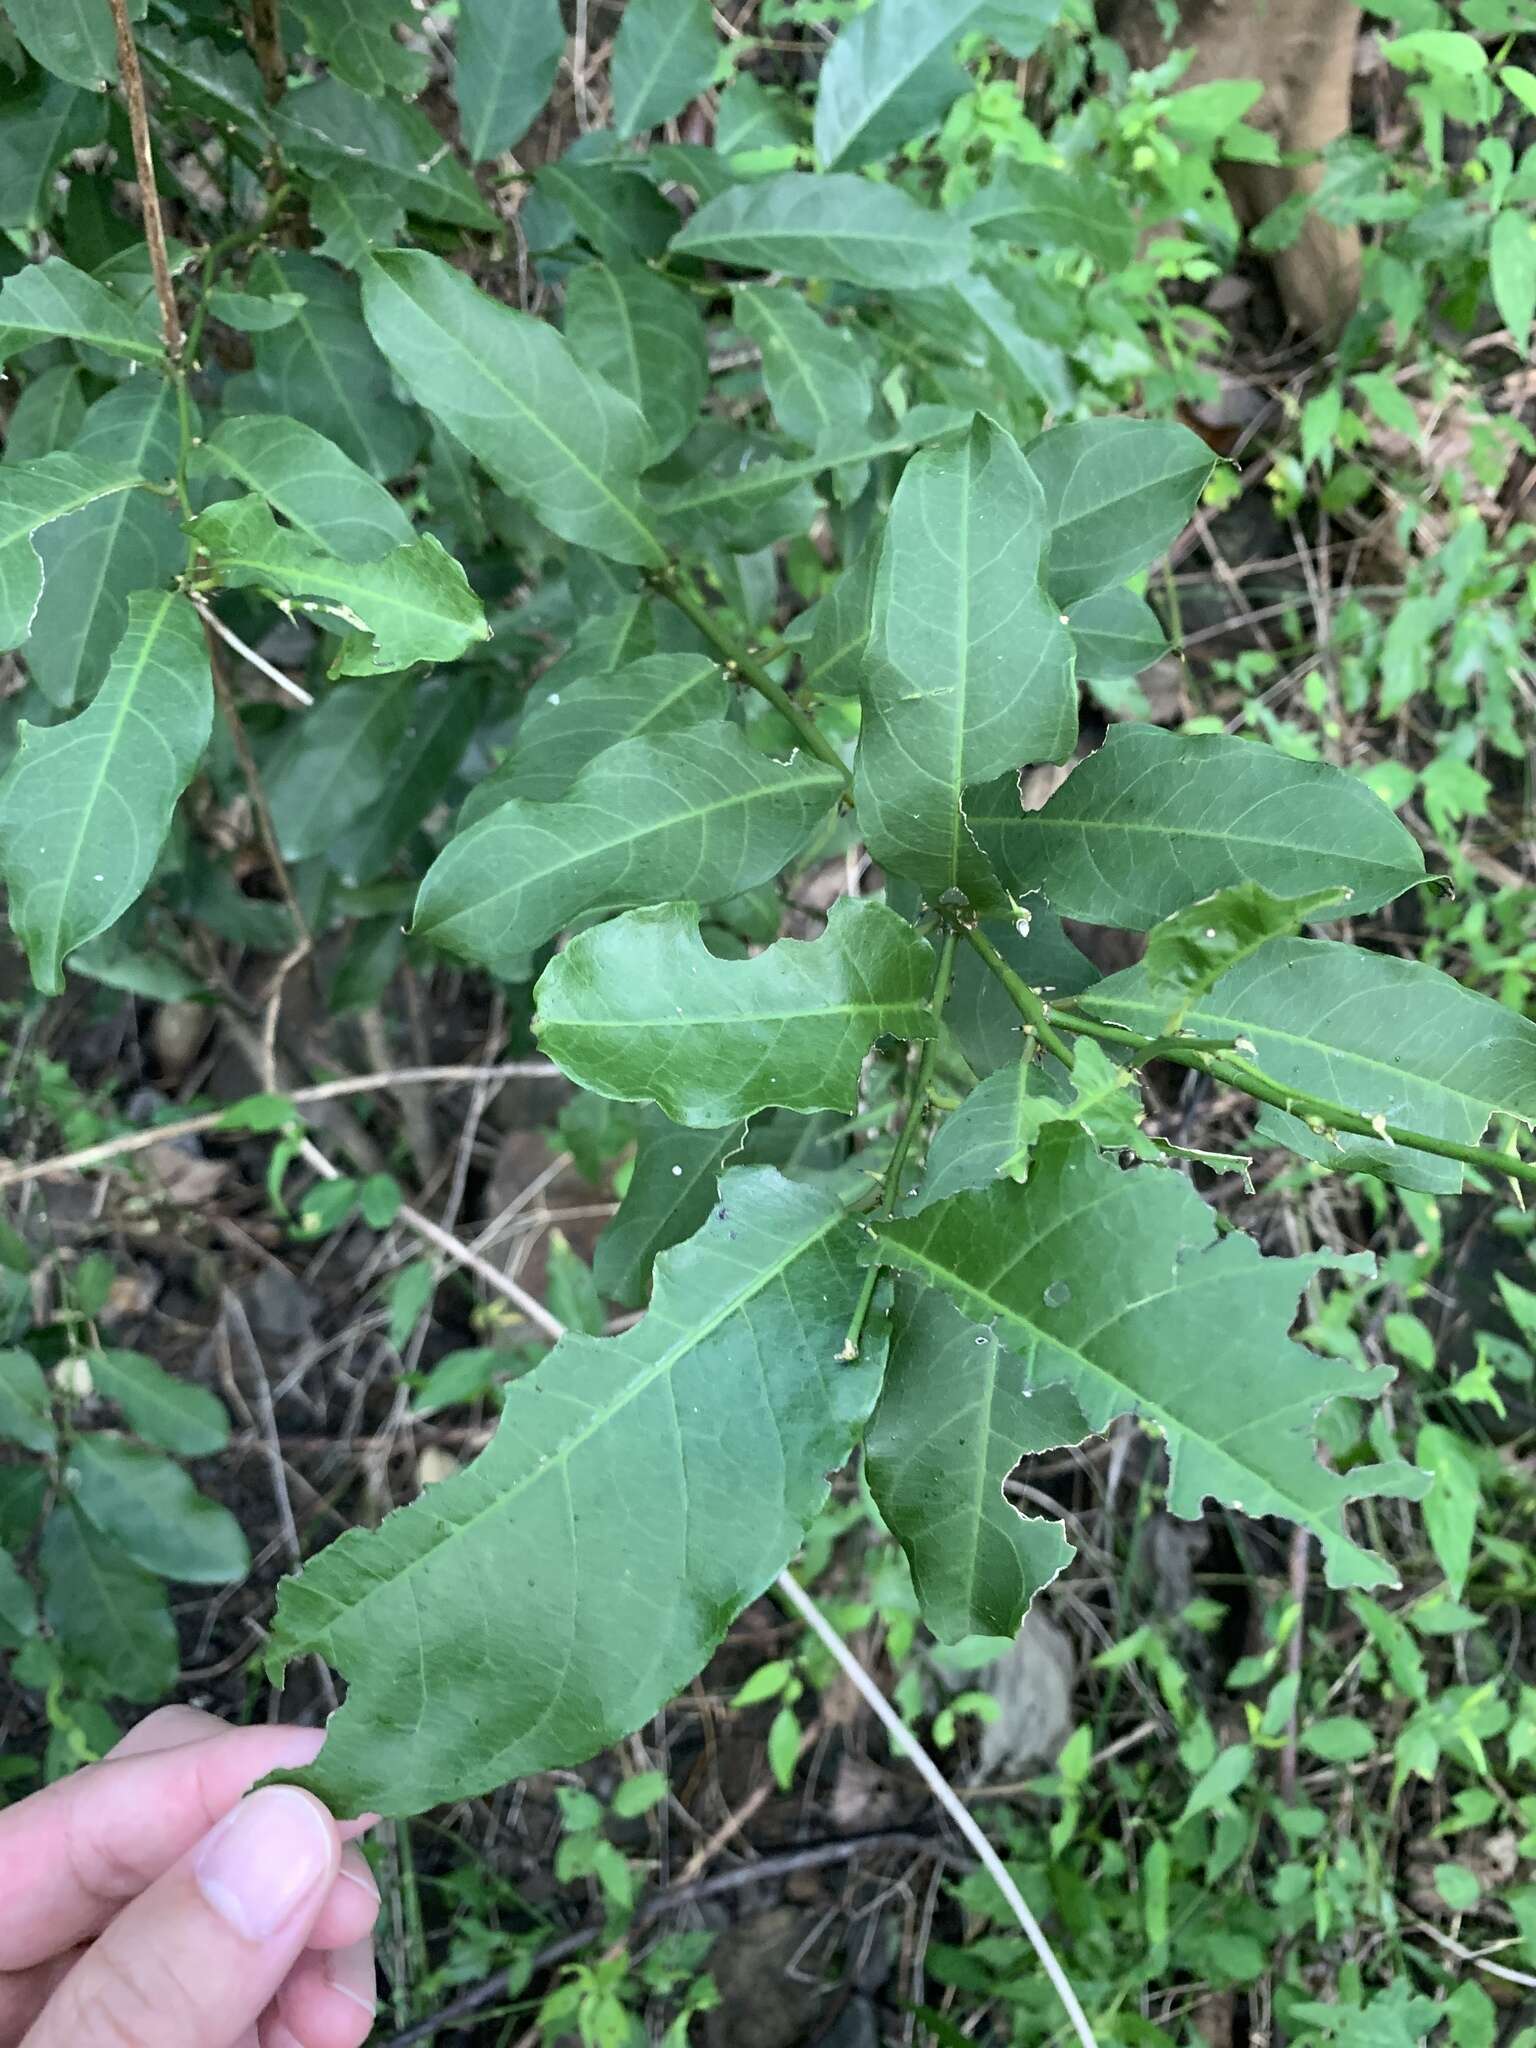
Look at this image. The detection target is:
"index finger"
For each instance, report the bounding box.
[0,1721,326,1971]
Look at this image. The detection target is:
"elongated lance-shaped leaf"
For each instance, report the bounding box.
[268,1167,883,1814]
[814,0,1055,169]
[0,256,166,366]
[963,160,1136,269]
[854,415,1075,909]
[415,725,844,977]
[465,655,729,824]
[456,0,565,160]
[970,726,1425,928]
[866,1287,1082,1641]
[194,415,414,562]
[273,79,492,228]
[186,495,488,675]
[536,897,934,1127]
[1082,938,1536,1195]
[361,248,664,566]
[1025,418,1214,607]
[0,452,150,651]
[564,262,707,464]
[873,1130,1428,1590]
[611,0,719,137]
[0,591,211,993]
[670,173,973,290]
[25,380,184,710]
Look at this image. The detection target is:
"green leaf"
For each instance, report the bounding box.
[670,172,973,290]
[873,1130,1427,1590]
[187,496,487,675]
[225,250,420,481]
[137,26,271,140]
[67,1435,250,1584]
[309,170,406,271]
[565,262,708,464]
[536,897,934,1127]
[263,675,416,860]
[456,0,565,160]
[1300,1716,1376,1762]
[945,908,1098,1078]
[290,0,426,98]
[86,1349,230,1456]
[963,161,1137,270]
[1024,419,1214,607]
[814,0,1055,170]
[530,157,680,264]
[1081,938,1536,1194]
[3,366,87,465]
[194,415,414,561]
[1489,209,1536,355]
[854,416,1075,908]
[915,1042,1149,1205]
[414,725,843,976]
[274,78,492,228]
[611,0,719,138]
[595,1111,743,1309]
[329,672,488,884]
[787,536,878,697]
[0,256,166,366]
[362,248,663,566]
[465,654,728,820]
[1178,1744,1253,1825]
[1066,588,1168,679]
[733,285,875,447]
[717,73,805,169]
[866,1287,1081,1641]
[23,380,184,708]
[0,1347,56,1453]
[268,1168,883,1814]
[0,591,212,993]
[1143,882,1350,1024]
[204,285,307,333]
[1415,1424,1479,1598]
[0,71,106,230]
[0,1546,38,1649]
[40,1505,178,1702]
[612,1769,668,1818]
[970,727,1425,928]
[4,0,142,89]
[651,407,969,551]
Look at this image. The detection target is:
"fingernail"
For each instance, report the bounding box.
[325,1937,377,2015]
[339,1849,380,1905]
[195,1787,335,1940]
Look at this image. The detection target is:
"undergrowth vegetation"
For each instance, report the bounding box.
[1,0,1534,2043]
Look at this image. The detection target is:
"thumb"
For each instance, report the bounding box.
[24,1786,340,2048]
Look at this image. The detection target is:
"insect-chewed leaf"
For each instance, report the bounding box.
[1143,881,1350,1022]
[854,414,1074,909]
[970,726,1426,928]
[866,1287,1082,1642]
[0,591,211,993]
[670,172,973,290]
[268,1168,882,1815]
[186,495,487,674]
[414,725,844,977]
[535,897,934,1127]
[195,415,415,561]
[873,1130,1428,1591]
[1025,417,1214,608]
[1082,938,1536,1194]
[0,450,150,651]
[910,1047,1148,1208]
[361,248,664,565]
[0,256,166,366]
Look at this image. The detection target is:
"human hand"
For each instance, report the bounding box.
[0,1705,379,2048]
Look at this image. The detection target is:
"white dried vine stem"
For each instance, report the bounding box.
[775,1568,1101,2048]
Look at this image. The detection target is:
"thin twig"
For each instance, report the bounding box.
[0,1064,553,1194]
[775,1570,1101,2048]
[1279,1526,1309,1804]
[247,0,287,104]
[106,0,183,358]
[196,601,315,707]
[381,1830,963,2048]
[1409,1916,1536,1989]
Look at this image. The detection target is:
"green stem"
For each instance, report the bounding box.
[968,977,1536,1191]
[962,925,1078,1071]
[647,566,851,784]
[841,929,959,1359]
